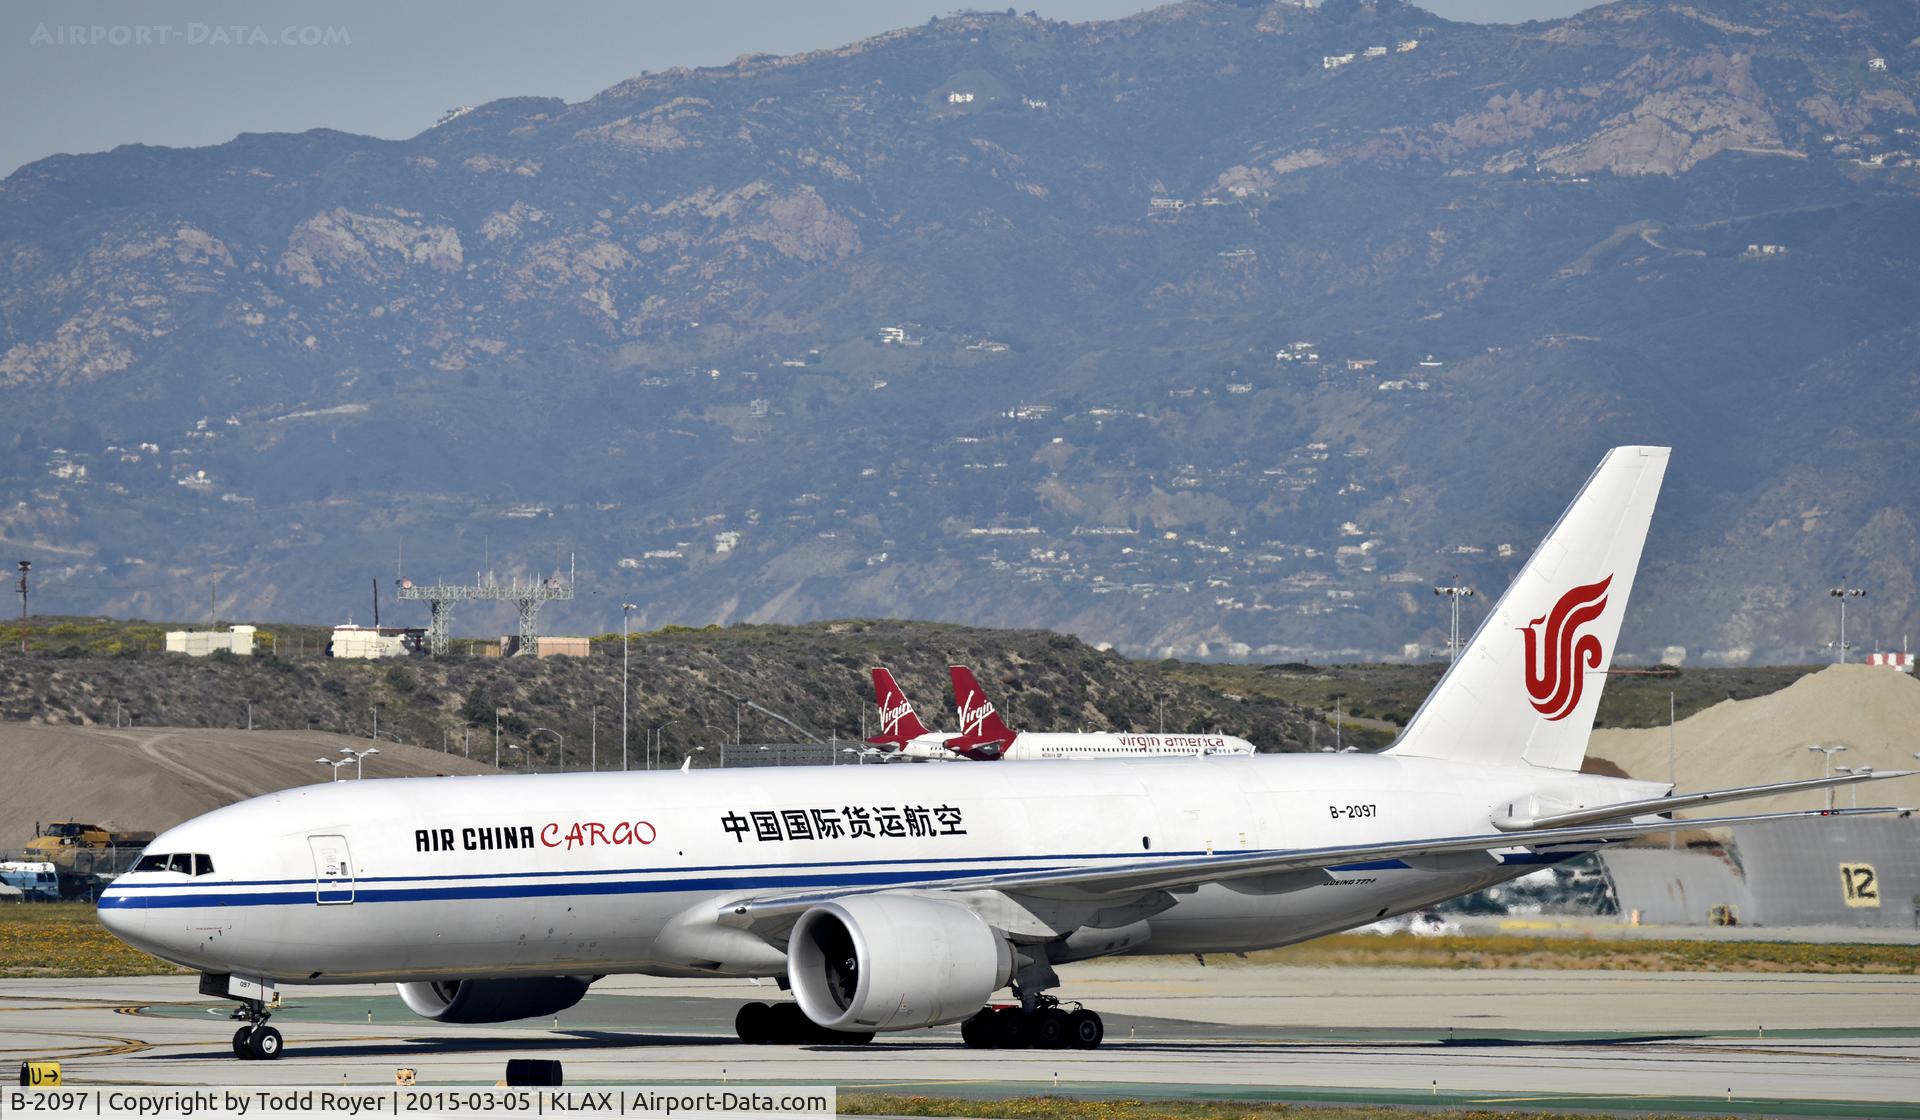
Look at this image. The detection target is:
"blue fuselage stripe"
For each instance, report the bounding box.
[93,851,1575,911]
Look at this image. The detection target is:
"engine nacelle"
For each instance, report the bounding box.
[395,977,593,1023]
[789,894,1011,1032]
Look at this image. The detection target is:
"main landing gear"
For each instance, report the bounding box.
[960,995,1103,1050]
[229,999,283,1060]
[734,1002,875,1046]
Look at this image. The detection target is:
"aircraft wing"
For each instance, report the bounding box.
[719,803,1910,927]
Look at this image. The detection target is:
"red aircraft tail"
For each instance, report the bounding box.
[945,665,1018,760]
[867,667,932,747]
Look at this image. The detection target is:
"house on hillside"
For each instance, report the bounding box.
[164,625,255,657]
[328,625,423,660]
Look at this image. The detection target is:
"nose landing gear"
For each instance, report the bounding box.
[960,995,1103,1050]
[229,1000,283,1060]
[201,973,285,1060]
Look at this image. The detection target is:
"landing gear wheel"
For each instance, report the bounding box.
[232,1027,256,1059]
[990,1005,1029,1049]
[735,1002,773,1044]
[768,1001,812,1044]
[1034,1008,1070,1049]
[960,1011,993,1049]
[1066,1008,1104,1049]
[245,1025,283,1060]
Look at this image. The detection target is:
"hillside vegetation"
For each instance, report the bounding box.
[1166,660,1824,747]
[0,615,1819,764]
[0,616,1320,765]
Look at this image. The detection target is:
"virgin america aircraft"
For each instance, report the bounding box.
[865,666,1255,761]
[99,447,1910,1059]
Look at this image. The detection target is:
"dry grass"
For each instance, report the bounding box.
[0,902,188,978]
[1237,932,1918,974]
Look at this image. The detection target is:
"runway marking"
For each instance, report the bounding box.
[0,1031,151,1059]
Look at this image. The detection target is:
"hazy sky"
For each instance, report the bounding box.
[2,1,1613,177]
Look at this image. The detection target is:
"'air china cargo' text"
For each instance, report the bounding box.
[414,820,657,853]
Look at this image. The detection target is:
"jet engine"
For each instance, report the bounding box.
[789,894,1011,1032]
[396,977,593,1023]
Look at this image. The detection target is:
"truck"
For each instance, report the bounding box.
[0,861,61,901]
[24,821,157,884]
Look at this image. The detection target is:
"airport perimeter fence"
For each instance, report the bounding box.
[716,742,862,767]
[0,846,144,900]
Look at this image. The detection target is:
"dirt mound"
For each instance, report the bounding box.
[1588,664,1920,815]
[0,725,497,844]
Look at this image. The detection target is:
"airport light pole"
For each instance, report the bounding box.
[1829,587,1864,663]
[15,560,28,653]
[314,757,352,782]
[527,727,563,772]
[1834,765,1871,808]
[695,724,727,767]
[1807,743,1847,808]
[621,603,637,771]
[1433,586,1474,661]
[338,746,379,779]
[650,721,677,770]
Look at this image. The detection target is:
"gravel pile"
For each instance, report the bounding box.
[1587,664,1920,815]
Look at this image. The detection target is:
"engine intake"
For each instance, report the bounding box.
[396,976,593,1023]
[789,894,1010,1032]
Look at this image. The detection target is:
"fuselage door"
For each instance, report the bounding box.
[308,834,355,905]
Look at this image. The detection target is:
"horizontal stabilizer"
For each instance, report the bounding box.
[1491,769,1918,830]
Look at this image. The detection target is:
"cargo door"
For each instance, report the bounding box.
[308,834,355,905]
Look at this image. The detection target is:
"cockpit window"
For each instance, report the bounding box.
[134,852,214,874]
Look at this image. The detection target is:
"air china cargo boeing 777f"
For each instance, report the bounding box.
[99,447,1911,1060]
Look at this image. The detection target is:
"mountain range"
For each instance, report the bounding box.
[2,0,1917,662]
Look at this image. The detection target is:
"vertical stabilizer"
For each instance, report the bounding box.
[867,668,932,746]
[946,665,1018,759]
[1386,446,1669,770]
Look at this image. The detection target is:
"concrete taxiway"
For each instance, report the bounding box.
[4,963,1917,1116]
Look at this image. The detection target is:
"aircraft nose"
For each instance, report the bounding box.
[95,891,151,949]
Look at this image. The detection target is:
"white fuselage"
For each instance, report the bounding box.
[98,754,1658,986]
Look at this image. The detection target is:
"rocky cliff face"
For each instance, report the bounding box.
[1,0,1917,661]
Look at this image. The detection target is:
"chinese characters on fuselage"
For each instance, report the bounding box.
[720,804,966,843]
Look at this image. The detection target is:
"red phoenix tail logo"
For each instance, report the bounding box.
[1519,575,1612,721]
